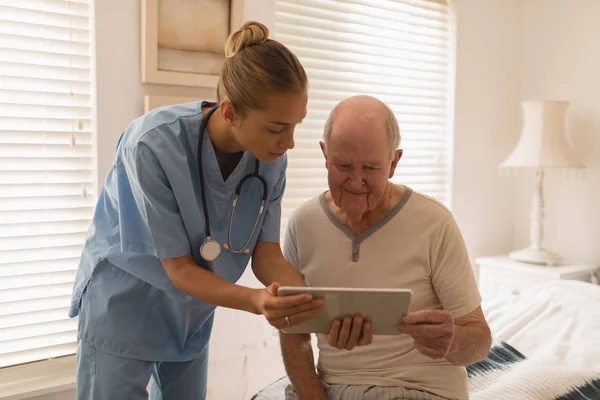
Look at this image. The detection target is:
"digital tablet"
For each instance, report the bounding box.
[277,287,412,335]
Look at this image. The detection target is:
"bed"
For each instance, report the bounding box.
[469,279,600,399]
[482,279,600,372]
[252,280,600,399]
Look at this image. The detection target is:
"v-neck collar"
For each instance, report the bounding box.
[202,128,249,188]
[199,104,250,191]
[319,187,413,262]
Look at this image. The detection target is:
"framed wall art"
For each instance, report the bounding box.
[141,0,245,88]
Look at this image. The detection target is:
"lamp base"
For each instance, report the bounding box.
[509,247,561,266]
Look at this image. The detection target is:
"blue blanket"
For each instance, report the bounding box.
[253,342,600,399]
[467,342,600,400]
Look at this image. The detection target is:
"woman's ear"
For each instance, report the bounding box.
[219,100,239,126]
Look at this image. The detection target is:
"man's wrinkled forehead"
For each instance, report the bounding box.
[339,107,378,123]
[331,108,387,140]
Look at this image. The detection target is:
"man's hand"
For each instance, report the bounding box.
[252,282,325,330]
[325,314,373,350]
[398,310,455,359]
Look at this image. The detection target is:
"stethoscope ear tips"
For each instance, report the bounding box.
[221,243,250,254]
[222,243,250,254]
[223,238,250,254]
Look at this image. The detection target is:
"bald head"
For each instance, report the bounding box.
[323,95,400,159]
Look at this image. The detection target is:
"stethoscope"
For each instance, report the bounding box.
[198,105,268,262]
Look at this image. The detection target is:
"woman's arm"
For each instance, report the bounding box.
[251,241,306,287]
[162,254,260,314]
[162,250,324,328]
[251,241,325,327]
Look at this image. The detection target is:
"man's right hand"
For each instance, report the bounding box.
[252,282,325,330]
[325,314,373,350]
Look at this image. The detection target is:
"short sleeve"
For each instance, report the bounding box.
[257,156,287,243]
[431,214,481,318]
[282,211,300,273]
[116,144,191,259]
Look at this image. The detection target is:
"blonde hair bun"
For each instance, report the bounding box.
[225,21,270,58]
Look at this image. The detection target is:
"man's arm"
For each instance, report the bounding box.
[280,332,327,400]
[399,306,492,366]
[253,241,329,399]
[403,223,491,367]
[446,306,491,366]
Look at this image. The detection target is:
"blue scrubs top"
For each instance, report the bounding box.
[69,101,286,361]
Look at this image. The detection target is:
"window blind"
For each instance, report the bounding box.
[275,0,452,233]
[0,0,92,368]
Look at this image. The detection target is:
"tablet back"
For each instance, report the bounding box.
[278,287,412,335]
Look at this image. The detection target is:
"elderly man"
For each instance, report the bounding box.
[279,95,491,400]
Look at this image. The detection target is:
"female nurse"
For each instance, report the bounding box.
[69,21,323,400]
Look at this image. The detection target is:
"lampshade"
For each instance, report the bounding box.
[501,101,584,168]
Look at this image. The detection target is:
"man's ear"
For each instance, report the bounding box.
[219,100,239,126]
[388,149,403,179]
[319,141,329,167]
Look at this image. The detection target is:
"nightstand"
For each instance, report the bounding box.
[475,256,600,303]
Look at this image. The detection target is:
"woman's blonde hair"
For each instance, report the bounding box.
[217,21,308,116]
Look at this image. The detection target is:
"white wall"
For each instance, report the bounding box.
[451,0,600,267]
[451,0,522,262]
[514,0,600,264]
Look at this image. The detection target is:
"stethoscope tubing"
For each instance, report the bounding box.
[197,105,268,259]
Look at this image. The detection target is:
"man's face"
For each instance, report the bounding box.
[322,111,401,221]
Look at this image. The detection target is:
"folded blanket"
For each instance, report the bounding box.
[252,342,600,400]
[467,342,600,400]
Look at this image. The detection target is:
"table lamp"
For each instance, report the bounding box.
[500,100,585,266]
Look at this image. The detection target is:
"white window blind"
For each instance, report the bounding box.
[0,0,92,368]
[275,0,452,232]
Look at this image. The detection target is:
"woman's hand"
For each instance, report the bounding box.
[251,282,325,330]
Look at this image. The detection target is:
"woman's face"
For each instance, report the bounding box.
[228,91,308,163]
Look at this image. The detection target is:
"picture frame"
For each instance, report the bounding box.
[141,0,245,88]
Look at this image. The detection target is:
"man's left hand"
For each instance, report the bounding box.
[398,310,455,359]
[325,314,372,351]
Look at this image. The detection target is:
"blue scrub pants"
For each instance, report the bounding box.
[76,340,208,400]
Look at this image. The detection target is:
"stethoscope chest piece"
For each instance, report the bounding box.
[200,238,221,262]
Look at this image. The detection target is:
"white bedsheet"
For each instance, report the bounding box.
[482,279,600,372]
